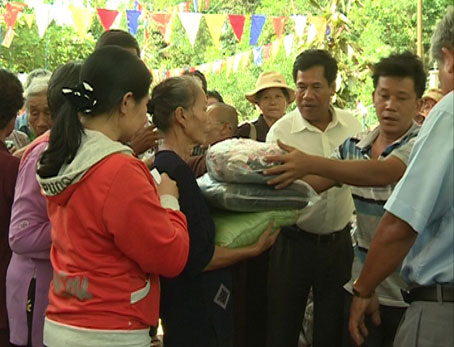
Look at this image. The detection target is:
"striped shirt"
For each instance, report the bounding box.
[335,122,420,306]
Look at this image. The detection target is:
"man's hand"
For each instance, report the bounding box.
[349,293,381,346]
[264,140,314,189]
[130,124,162,156]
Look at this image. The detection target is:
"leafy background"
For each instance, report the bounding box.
[0,0,450,127]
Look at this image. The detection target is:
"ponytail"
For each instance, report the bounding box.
[37,102,83,178]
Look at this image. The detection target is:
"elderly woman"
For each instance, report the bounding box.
[6,63,81,347]
[0,69,24,346]
[23,75,52,140]
[151,75,278,347]
[236,71,295,142]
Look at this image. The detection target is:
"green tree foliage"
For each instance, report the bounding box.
[0,0,451,126]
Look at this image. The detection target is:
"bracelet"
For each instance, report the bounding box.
[352,279,374,299]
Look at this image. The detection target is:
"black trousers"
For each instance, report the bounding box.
[266,225,353,347]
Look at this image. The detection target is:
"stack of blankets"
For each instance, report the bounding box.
[197,138,318,248]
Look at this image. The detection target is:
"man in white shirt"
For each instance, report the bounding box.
[266,49,361,347]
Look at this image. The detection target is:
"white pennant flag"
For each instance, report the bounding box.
[51,2,74,26]
[178,12,203,47]
[291,15,307,38]
[307,24,317,43]
[283,34,294,56]
[233,53,242,72]
[34,3,53,38]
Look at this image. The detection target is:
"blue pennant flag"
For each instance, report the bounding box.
[249,14,267,45]
[253,46,263,66]
[126,10,141,35]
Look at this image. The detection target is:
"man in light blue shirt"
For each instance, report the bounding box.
[349,7,454,347]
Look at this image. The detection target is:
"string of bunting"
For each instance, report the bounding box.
[0,1,325,51]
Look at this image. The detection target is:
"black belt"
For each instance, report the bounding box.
[401,284,454,303]
[282,224,350,246]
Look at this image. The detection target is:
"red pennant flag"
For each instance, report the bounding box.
[97,9,119,31]
[4,2,26,29]
[272,16,287,38]
[263,43,271,60]
[152,13,172,38]
[228,14,246,42]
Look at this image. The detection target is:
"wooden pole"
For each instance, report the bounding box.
[417,0,423,59]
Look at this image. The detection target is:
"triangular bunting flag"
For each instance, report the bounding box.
[178,12,203,47]
[225,56,234,77]
[283,34,294,56]
[4,2,26,29]
[22,13,34,29]
[97,9,119,31]
[263,44,271,60]
[271,38,281,60]
[312,16,327,42]
[253,46,263,66]
[307,23,317,43]
[152,13,172,38]
[291,15,307,38]
[271,16,287,38]
[249,14,266,45]
[69,5,93,39]
[241,50,252,69]
[233,53,242,73]
[204,14,226,49]
[52,2,74,26]
[228,14,245,42]
[34,3,53,38]
[1,27,15,48]
[126,10,141,35]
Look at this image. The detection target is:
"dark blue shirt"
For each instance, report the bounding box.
[153,150,233,346]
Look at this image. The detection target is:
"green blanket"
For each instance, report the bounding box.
[212,209,300,248]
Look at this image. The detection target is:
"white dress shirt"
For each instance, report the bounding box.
[266,106,362,234]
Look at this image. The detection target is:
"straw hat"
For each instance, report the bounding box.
[422,88,443,103]
[245,71,296,104]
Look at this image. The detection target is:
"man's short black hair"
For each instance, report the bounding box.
[372,52,427,98]
[207,90,224,103]
[292,49,338,85]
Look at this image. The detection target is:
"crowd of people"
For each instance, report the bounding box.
[0,6,452,347]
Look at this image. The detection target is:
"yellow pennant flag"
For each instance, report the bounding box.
[69,5,93,39]
[21,13,34,29]
[225,56,234,77]
[311,16,327,43]
[204,14,226,49]
[271,38,282,61]
[241,50,252,69]
[2,27,15,48]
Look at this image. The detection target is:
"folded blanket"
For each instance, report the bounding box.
[213,209,299,248]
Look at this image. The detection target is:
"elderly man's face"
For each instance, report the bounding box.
[295,66,335,123]
[437,47,454,95]
[28,93,51,137]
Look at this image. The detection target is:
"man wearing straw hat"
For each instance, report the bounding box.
[265,49,361,347]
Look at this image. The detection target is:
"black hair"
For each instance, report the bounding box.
[150,76,202,132]
[38,46,152,178]
[207,90,224,103]
[47,61,82,121]
[292,49,338,85]
[182,70,207,94]
[0,69,24,129]
[95,29,141,57]
[372,52,427,98]
[256,88,290,103]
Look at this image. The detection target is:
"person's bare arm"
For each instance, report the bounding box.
[204,222,280,271]
[349,212,417,346]
[265,140,406,189]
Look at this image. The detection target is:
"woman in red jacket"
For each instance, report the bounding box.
[36,46,189,347]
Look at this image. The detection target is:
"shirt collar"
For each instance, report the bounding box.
[291,105,345,134]
[356,121,420,150]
